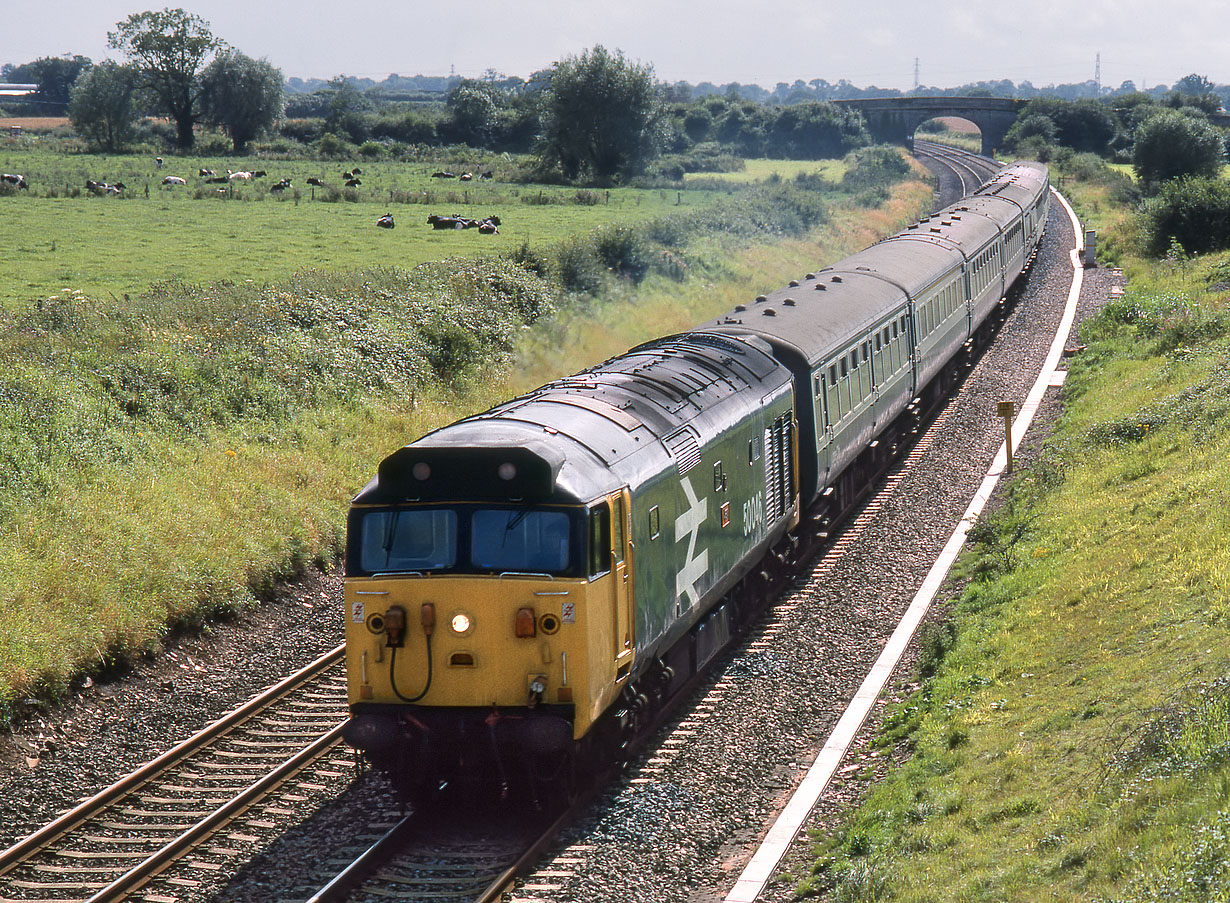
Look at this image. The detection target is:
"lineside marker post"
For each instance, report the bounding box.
[998,400,1015,473]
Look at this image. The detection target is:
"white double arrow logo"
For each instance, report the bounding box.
[674,476,709,609]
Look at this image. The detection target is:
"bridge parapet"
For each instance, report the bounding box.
[835,97,1028,156]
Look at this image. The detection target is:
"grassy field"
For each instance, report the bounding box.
[0,146,931,714]
[684,158,847,185]
[0,145,746,306]
[798,170,1230,901]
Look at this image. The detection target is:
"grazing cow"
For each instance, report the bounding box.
[270,177,292,193]
[2,173,28,190]
[85,179,124,195]
[343,171,354,180]
[376,212,395,229]
[199,168,217,178]
[478,221,498,234]
[155,156,163,168]
[478,170,494,180]
[351,167,362,175]
[161,175,187,186]
[227,170,253,181]
[431,171,454,178]
[252,170,267,178]
[345,177,361,187]
[306,177,325,187]
[459,172,473,181]
[206,176,230,184]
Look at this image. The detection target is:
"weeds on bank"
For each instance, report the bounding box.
[800,253,1230,901]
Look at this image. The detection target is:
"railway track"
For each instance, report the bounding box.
[0,646,350,902]
[913,138,1001,202]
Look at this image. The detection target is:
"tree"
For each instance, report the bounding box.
[68,61,139,152]
[1173,73,1216,96]
[199,52,283,153]
[1132,110,1225,187]
[442,78,503,146]
[322,76,371,143]
[3,56,92,114]
[108,8,223,149]
[537,46,664,183]
[765,101,869,159]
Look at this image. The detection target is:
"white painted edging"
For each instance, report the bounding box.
[723,188,1086,903]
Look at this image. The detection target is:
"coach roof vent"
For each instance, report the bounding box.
[830,275,843,283]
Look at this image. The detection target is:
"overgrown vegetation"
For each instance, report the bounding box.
[797,199,1230,901]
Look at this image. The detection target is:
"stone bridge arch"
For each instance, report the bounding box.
[834,97,1027,156]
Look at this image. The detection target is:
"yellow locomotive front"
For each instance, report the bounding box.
[341,443,635,797]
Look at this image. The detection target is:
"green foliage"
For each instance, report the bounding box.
[1132,110,1225,187]
[68,61,140,152]
[765,101,870,159]
[1141,177,1230,257]
[108,8,222,149]
[537,45,665,184]
[593,224,651,281]
[1014,98,1119,155]
[199,51,285,155]
[2,55,92,115]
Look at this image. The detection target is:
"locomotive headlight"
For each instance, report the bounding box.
[450,611,473,635]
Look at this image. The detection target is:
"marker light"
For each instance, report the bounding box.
[515,607,537,638]
[498,462,517,481]
[450,611,472,635]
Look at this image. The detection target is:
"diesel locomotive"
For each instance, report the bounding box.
[341,160,1050,799]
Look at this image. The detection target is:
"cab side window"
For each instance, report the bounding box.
[588,504,611,578]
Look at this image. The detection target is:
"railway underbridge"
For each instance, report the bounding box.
[834,96,1027,156]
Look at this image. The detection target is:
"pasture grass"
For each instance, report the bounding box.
[684,158,848,185]
[0,147,723,306]
[0,152,934,716]
[799,217,1230,898]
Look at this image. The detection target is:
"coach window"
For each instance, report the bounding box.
[649,505,660,540]
[713,460,727,493]
[588,503,611,578]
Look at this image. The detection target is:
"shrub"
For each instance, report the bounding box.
[593,225,652,282]
[1141,177,1230,256]
[317,131,352,159]
[358,140,386,159]
[554,237,608,294]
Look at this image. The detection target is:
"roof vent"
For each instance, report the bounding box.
[788,280,799,287]
[755,294,768,303]
[814,283,827,291]
[930,227,942,233]
[831,276,843,283]
[783,298,797,307]
[762,308,777,316]
[734,304,746,312]
[805,273,816,280]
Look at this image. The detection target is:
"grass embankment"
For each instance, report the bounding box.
[800,180,1230,900]
[0,152,934,720]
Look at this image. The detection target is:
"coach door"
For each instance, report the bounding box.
[610,490,635,677]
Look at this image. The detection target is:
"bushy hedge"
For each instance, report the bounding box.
[1142,177,1230,257]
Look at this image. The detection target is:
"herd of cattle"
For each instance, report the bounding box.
[4,166,505,233]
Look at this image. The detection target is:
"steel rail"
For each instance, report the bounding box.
[85,723,347,902]
[0,642,345,875]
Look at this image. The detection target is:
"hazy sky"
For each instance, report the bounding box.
[3,0,1223,92]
